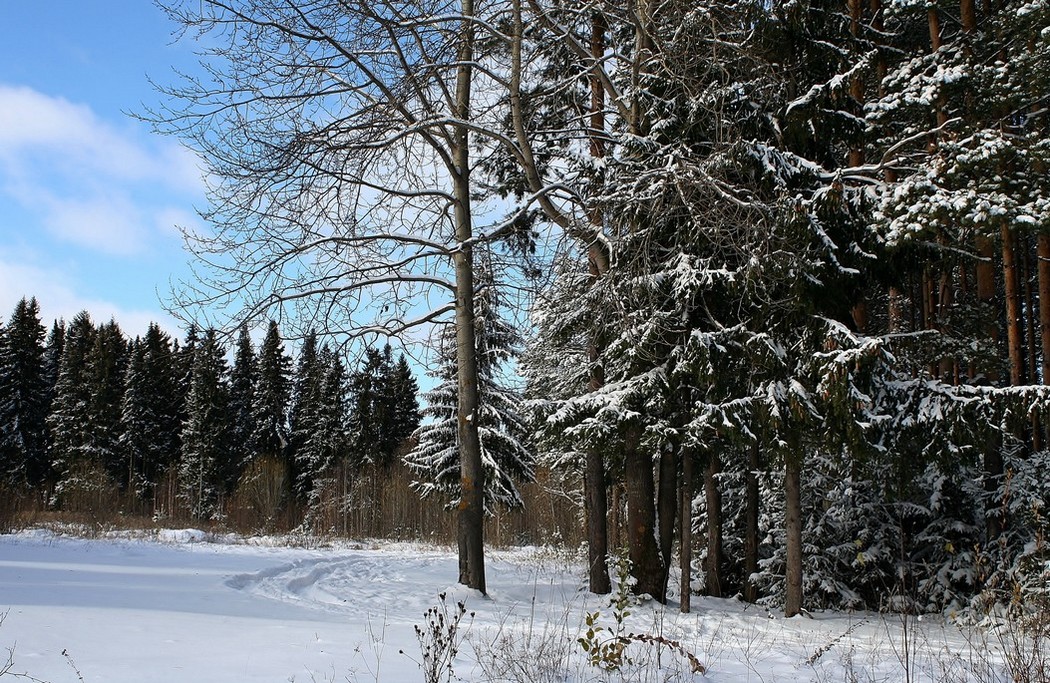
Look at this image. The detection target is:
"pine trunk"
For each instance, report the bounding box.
[657,448,678,601]
[1003,226,1025,386]
[624,423,666,600]
[977,234,1004,540]
[784,457,803,617]
[680,448,694,613]
[1039,234,1050,388]
[1022,238,1041,448]
[744,442,760,603]
[704,451,723,597]
[578,8,612,594]
[585,448,611,594]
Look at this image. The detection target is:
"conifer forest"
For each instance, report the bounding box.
[3,0,1050,620]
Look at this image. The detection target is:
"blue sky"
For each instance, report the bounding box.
[0,2,204,337]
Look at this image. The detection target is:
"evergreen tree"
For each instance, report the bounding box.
[0,298,48,488]
[85,320,128,483]
[226,323,258,489]
[251,320,291,466]
[346,345,395,466]
[388,353,421,453]
[118,323,180,499]
[345,344,418,466]
[407,271,534,511]
[179,328,230,519]
[48,312,101,504]
[40,319,65,481]
[290,331,322,498]
[294,343,347,520]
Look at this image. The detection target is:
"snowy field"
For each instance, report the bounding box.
[0,529,1014,682]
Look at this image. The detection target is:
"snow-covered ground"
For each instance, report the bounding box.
[0,530,1013,682]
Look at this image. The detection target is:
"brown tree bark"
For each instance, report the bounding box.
[1003,225,1025,386]
[744,442,761,603]
[585,448,611,594]
[579,9,612,596]
[704,451,723,597]
[680,448,694,613]
[657,448,679,601]
[977,235,1005,541]
[784,457,803,617]
[888,286,905,334]
[453,0,486,593]
[1022,237,1041,448]
[1039,234,1050,387]
[585,304,611,594]
[624,423,666,600]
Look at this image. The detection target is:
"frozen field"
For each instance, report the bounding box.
[0,530,1011,682]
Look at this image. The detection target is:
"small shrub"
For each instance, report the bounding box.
[403,592,473,683]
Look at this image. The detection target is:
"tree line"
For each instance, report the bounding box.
[0,298,424,526]
[141,0,1049,616]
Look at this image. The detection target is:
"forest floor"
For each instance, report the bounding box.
[0,528,1021,682]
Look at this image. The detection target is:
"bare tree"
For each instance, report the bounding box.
[148,0,563,592]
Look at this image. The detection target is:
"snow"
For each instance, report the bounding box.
[0,529,1011,682]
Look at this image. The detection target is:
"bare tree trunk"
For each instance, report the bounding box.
[1022,237,1041,448]
[609,481,622,552]
[1039,234,1050,383]
[744,442,761,603]
[658,448,678,601]
[585,446,611,594]
[1003,225,1025,386]
[704,451,723,597]
[624,423,666,600]
[976,234,1004,540]
[961,0,977,32]
[453,0,485,593]
[784,457,803,617]
[680,448,694,613]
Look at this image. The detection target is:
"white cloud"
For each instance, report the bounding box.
[0,84,204,256]
[0,257,182,338]
[0,84,201,189]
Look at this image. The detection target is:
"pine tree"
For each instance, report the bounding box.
[48,312,102,506]
[388,353,421,453]
[290,331,322,498]
[226,323,258,489]
[252,320,291,466]
[118,323,180,500]
[407,270,534,512]
[346,345,395,466]
[85,320,128,484]
[179,328,230,519]
[293,343,347,522]
[0,298,48,488]
[40,319,65,481]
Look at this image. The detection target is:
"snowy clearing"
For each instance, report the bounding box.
[0,530,1012,682]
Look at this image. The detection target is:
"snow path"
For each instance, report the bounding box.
[0,530,1009,682]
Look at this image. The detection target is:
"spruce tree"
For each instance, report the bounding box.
[48,312,101,505]
[290,331,322,498]
[407,272,534,511]
[294,343,347,520]
[388,353,421,454]
[251,320,291,466]
[226,323,258,489]
[0,298,48,488]
[346,345,395,466]
[179,328,230,519]
[118,323,179,500]
[85,320,128,484]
